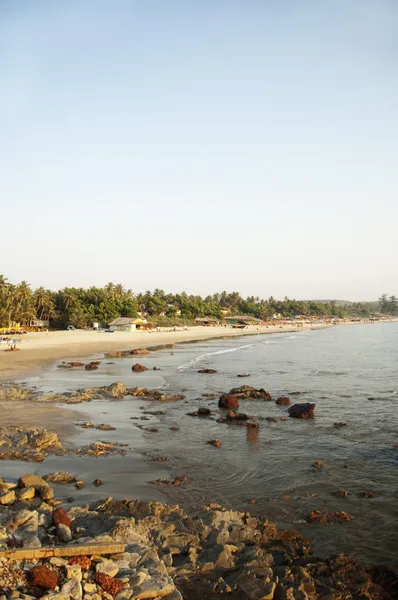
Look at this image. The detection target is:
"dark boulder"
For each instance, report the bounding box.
[227,411,249,421]
[198,369,217,374]
[237,374,250,378]
[198,407,212,416]
[219,394,240,409]
[132,363,148,372]
[276,396,291,406]
[288,403,316,418]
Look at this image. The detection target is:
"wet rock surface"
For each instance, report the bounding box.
[0,477,394,600]
[288,403,316,419]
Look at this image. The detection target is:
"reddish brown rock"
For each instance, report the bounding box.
[246,421,259,429]
[85,363,98,371]
[288,402,316,418]
[276,396,291,406]
[68,362,85,367]
[132,363,148,372]
[52,507,71,527]
[308,510,354,524]
[68,556,92,570]
[28,566,58,589]
[208,439,222,447]
[198,369,217,374]
[219,394,239,409]
[96,572,124,595]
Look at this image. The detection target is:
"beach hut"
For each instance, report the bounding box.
[108,317,148,332]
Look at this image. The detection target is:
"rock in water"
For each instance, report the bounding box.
[197,407,211,416]
[219,394,239,409]
[132,363,148,372]
[198,369,217,374]
[288,402,316,418]
[276,396,291,406]
[130,348,150,355]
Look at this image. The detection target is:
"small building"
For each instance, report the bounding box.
[30,319,49,328]
[108,317,147,332]
[195,317,219,326]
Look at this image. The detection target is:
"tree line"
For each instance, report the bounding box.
[0,275,395,329]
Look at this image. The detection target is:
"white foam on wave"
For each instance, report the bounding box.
[177,343,254,371]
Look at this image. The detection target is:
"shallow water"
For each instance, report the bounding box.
[16,322,398,569]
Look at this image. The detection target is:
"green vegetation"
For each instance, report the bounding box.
[0,274,395,329]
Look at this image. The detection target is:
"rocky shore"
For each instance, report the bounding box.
[0,474,396,600]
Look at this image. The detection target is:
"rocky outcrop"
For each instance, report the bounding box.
[228,385,272,400]
[219,394,240,409]
[288,402,316,418]
[0,476,393,600]
[130,348,150,355]
[132,363,148,372]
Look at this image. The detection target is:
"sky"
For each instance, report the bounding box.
[1,0,397,300]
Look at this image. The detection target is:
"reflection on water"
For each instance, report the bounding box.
[17,322,398,570]
[246,425,259,450]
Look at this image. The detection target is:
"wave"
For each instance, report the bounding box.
[313,370,347,376]
[177,343,254,371]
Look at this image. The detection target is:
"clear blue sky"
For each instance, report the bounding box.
[1,0,397,300]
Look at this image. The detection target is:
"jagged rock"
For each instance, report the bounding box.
[18,486,35,501]
[18,474,54,500]
[289,403,316,419]
[44,472,77,484]
[96,572,124,595]
[96,560,119,578]
[66,564,82,582]
[0,490,15,505]
[53,507,71,526]
[62,577,83,600]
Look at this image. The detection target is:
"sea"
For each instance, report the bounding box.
[10,321,398,570]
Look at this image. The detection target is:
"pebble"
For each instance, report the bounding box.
[57,523,72,542]
[62,577,83,600]
[95,560,119,578]
[83,583,97,593]
[66,564,82,582]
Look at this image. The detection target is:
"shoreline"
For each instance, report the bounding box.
[0,323,333,381]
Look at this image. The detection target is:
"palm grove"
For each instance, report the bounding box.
[0,275,396,329]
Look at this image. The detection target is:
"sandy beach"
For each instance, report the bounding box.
[0,323,330,381]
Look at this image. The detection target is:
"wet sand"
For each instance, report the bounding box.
[0,324,330,381]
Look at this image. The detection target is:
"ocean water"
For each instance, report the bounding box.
[15,322,398,569]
